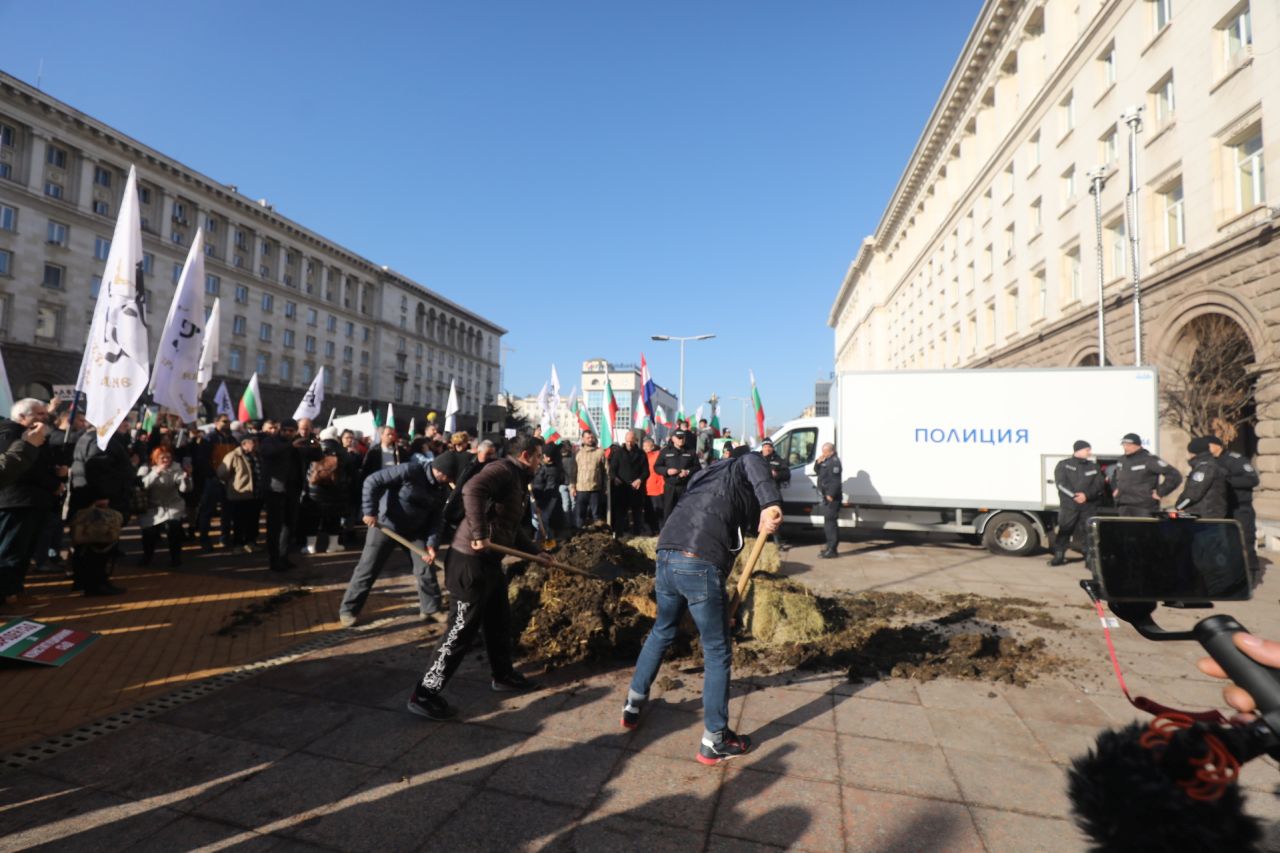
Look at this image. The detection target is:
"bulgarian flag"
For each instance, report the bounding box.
[408,417,417,439]
[238,372,263,422]
[140,405,157,433]
[709,401,721,437]
[571,394,594,435]
[386,403,396,430]
[599,378,617,450]
[656,405,673,429]
[750,370,766,439]
[542,422,562,444]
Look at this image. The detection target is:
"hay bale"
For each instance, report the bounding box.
[623,535,780,575]
[740,574,827,645]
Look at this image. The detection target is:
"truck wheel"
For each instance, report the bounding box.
[981,512,1038,556]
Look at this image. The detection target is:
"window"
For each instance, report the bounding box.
[280,359,292,382]
[259,264,270,278]
[1100,125,1118,164]
[324,341,335,358]
[1064,248,1082,302]
[1003,224,1015,260]
[0,249,11,276]
[398,336,406,352]
[45,145,67,168]
[1230,127,1265,213]
[326,314,337,333]
[233,315,246,336]
[1030,197,1043,233]
[1059,92,1075,136]
[284,301,296,319]
[1099,44,1116,87]
[0,161,11,180]
[305,335,316,353]
[362,327,371,342]
[361,351,370,366]
[1000,160,1015,199]
[966,314,977,355]
[172,263,182,284]
[1035,269,1048,318]
[342,371,352,393]
[345,321,354,338]
[306,307,317,326]
[43,181,63,199]
[302,362,314,382]
[260,241,271,256]
[142,253,154,274]
[0,205,14,231]
[171,231,184,246]
[205,274,220,295]
[204,243,215,257]
[234,255,244,269]
[90,274,101,297]
[1005,286,1020,333]
[0,123,12,147]
[1152,0,1172,33]
[228,347,243,373]
[46,220,68,246]
[256,353,269,377]
[93,166,112,187]
[138,186,152,204]
[234,230,247,250]
[283,329,295,348]
[1107,219,1127,278]
[984,302,996,347]
[234,285,249,304]
[93,236,110,260]
[42,263,64,289]
[1150,74,1175,129]
[1061,166,1076,203]
[92,200,109,216]
[259,323,272,342]
[1220,5,1253,71]
[261,293,273,312]
[1159,179,1185,251]
[205,216,218,233]
[343,345,353,363]
[35,305,61,341]
[394,380,405,403]
[172,201,187,222]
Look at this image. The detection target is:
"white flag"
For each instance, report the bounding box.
[197,297,220,392]
[633,400,645,430]
[535,381,550,432]
[82,165,149,449]
[408,417,416,439]
[694,404,705,426]
[292,365,325,422]
[214,380,234,418]
[0,347,12,416]
[549,365,562,421]
[444,379,459,433]
[150,229,207,423]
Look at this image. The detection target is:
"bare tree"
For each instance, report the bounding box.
[1161,314,1270,443]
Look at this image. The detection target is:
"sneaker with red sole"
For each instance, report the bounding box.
[697,729,752,765]
[621,700,643,730]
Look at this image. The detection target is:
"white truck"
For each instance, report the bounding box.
[768,367,1160,556]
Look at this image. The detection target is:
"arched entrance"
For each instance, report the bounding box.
[1160,312,1259,455]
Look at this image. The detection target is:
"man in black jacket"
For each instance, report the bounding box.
[1208,437,1262,568]
[622,445,782,765]
[655,430,699,524]
[1049,440,1105,566]
[258,418,321,572]
[815,443,843,558]
[359,427,402,481]
[70,419,136,595]
[0,400,58,615]
[609,430,648,535]
[339,454,450,627]
[1176,437,1230,519]
[1108,433,1183,517]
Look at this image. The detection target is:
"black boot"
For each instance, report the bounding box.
[1048,551,1067,566]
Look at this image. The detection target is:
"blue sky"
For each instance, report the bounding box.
[1,0,982,427]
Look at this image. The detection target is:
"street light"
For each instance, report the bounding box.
[727,395,750,443]
[650,333,715,418]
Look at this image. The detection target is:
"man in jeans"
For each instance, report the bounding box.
[622,445,782,765]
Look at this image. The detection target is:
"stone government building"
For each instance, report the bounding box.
[830,0,1280,526]
[0,71,503,427]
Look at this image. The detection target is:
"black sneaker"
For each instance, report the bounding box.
[697,730,752,766]
[491,671,537,693]
[406,686,456,720]
[621,699,643,730]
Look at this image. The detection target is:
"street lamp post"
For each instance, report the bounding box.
[650,333,715,419]
[1122,105,1145,365]
[1087,167,1108,366]
[727,395,750,443]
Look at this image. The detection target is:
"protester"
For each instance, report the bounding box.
[304,427,348,554]
[559,439,577,528]
[622,444,783,764]
[360,427,402,480]
[339,429,364,541]
[696,418,714,465]
[0,417,48,489]
[195,414,239,551]
[339,452,451,627]
[572,431,608,526]
[532,442,565,539]
[32,402,79,573]
[643,437,665,532]
[217,434,263,549]
[0,400,58,615]
[259,418,319,571]
[609,430,649,535]
[409,434,551,720]
[137,446,192,568]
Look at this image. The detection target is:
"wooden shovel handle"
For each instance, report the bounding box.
[486,541,602,581]
[729,530,772,618]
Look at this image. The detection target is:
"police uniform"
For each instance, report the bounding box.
[1176,450,1229,518]
[654,436,700,522]
[1215,445,1260,565]
[761,448,791,488]
[1108,441,1183,517]
[1050,443,1103,564]
[815,452,842,556]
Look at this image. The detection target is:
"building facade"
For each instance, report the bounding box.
[0,71,503,421]
[581,360,678,441]
[830,0,1280,519]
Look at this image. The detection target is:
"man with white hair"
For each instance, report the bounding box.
[0,399,58,615]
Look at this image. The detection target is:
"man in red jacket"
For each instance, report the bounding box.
[408,433,550,720]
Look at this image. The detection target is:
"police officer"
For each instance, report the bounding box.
[1207,436,1261,567]
[654,430,700,523]
[759,439,791,488]
[815,442,842,558]
[1108,433,1183,517]
[1175,436,1229,519]
[1049,440,1103,566]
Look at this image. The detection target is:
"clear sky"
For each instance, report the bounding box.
[1,0,983,430]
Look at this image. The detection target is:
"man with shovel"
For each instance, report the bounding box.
[622,444,783,765]
[409,433,551,721]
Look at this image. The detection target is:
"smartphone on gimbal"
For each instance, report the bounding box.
[1085,516,1254,603]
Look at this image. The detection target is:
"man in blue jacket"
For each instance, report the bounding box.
[338,453,451,627]
[621,445,783,765]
